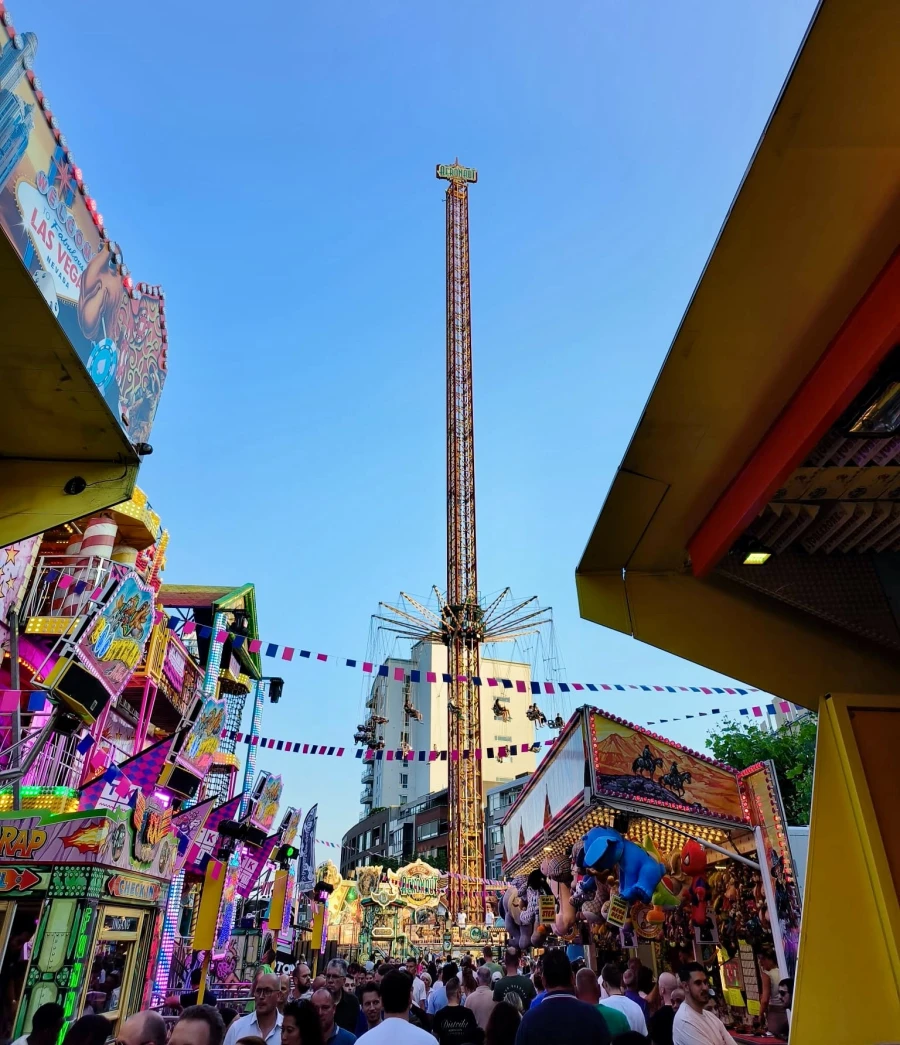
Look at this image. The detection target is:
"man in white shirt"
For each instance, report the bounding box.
[223,971,283,1045]
[355,970,433,1043]
[598,964,647,1034]
[672,963,731,1045]
[405,957,427,1008]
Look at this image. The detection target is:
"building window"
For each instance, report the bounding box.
[400,731,410,746]
[399,795,407,804]
[495,735,512,742]
[400,774,408,789]
[417,820,440,841]
[489,826,502,846]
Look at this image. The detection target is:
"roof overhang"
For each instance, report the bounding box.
[0,230,140,545]
[576,0,900,706]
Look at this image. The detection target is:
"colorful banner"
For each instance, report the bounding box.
[0,29,167,442]
[0,806,175,882]
[237,834,278,898]
[171,797,216,874]
[183,795,243,873]
[297,805,317,893]
[75,573,155,699]
[78,735,176,810]
[589,711,744,820]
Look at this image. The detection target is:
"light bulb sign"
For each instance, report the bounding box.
[436,163,477,183]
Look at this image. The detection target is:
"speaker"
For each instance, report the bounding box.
[158,762,201,800]
[44,656,112,725]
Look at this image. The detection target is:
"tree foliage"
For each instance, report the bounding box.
[705,715,817,825]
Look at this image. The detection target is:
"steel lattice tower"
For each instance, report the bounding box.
[439,161,484,919]
[375,162,551,921]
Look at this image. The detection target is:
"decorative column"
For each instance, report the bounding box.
[240,679,264,818]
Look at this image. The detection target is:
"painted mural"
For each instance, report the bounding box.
[0,807,176,881]
[75,574,155,698]
[589,712,743,820]
[249,771,283,834]
[177,695,227,776]
[0,33,167,442]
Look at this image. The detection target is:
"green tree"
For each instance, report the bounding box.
[705,714,817,825]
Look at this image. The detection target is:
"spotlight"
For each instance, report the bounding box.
[63,477,87,496]
[742,550,771,565]
[133,442,153,456]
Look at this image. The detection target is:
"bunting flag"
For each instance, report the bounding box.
[222,729,554,761]
[646,699,796,725]
[218,693,797,766]
[153,612,758,697]
[78,734,176,811]
[311,835,512,888]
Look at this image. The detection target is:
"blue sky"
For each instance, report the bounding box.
[26,0,818,849]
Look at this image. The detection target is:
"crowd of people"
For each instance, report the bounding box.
[11,944,792,1045]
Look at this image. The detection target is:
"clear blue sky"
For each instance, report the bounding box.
[27,0,818,850]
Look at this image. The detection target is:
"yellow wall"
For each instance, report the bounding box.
[792,695,900,1044]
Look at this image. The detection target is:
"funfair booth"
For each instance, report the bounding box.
[500,707,801,1036]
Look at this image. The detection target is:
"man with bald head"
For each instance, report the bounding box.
[223,970,283,1045]
[118,1011,167,1045]
[575,968,629,1038]
[312,988,356,1044]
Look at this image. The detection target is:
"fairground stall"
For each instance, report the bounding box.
[572,2,900,1039]
[0,803,172,1040]
[500,707,801,1036]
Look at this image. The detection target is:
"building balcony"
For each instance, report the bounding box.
[362,765,374,784]
[361,788,374,804]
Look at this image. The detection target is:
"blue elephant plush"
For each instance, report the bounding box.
[581,826,664,904]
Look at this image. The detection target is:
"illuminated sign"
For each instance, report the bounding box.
[178,695,227,777]
[395,860,443,908]
[213,851,240,958]
[132,792,173,863]
[107,874,161,903]
[0,867,40,892]
[436,163,478,183]
[280,807,302,847]
[249,772,283,834]
[75,574,155,699]
[0,826,47,859]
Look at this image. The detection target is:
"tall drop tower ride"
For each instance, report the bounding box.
[376,163,551,919]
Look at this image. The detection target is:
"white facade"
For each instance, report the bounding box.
[361,642,537,814]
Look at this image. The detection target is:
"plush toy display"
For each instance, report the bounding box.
[518,868,553,947]
[541,854,576,936]
[580,826,664,905]
[642,836,687,923]
[498,877,530,950]
[681,839,709,926]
